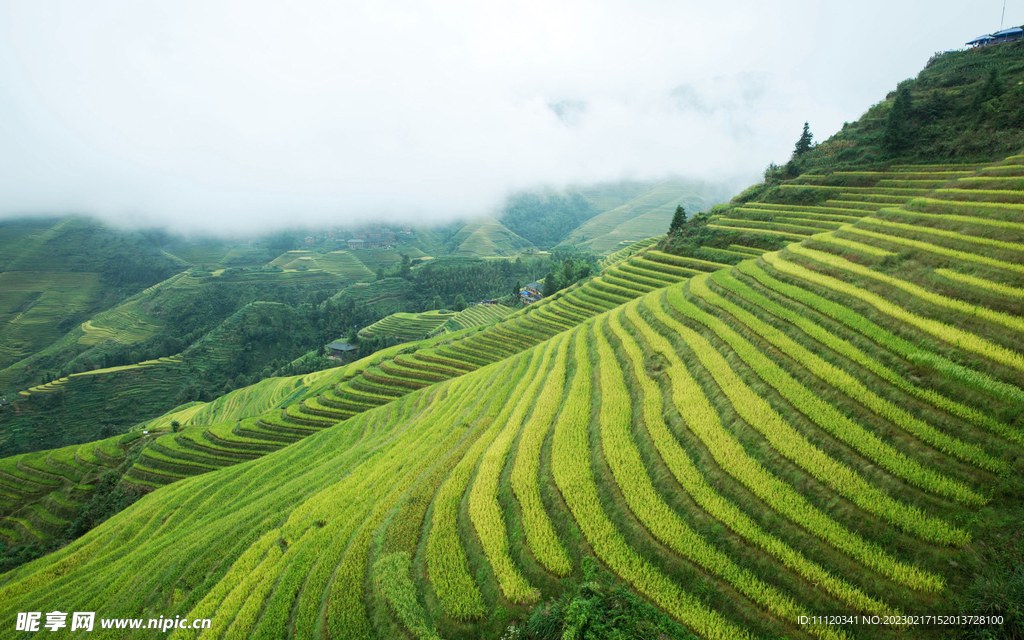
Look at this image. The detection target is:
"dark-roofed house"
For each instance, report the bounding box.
[327,340,359,360]
[347,238,365,250]
[520,281,543,304]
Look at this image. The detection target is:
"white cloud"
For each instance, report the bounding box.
[0,0,1011,234]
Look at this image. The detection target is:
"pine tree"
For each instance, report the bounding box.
[793,122,813,157]
[668,205,686,234]
[883,83,912,155]
[561,259,576,285]
[542,271,559,297]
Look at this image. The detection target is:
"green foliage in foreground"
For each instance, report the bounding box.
[519,560,698,640]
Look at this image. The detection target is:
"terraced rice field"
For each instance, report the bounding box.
[597,236,661,270]
[359,311,457,342]
[0,434,133,545]
[19,356,185,397]
[135,368,346,436]
[702,164,1022,245]
[0,271,105,368]
[51,250,696,494]
[316,251,377,279]
[266,250,375,280]
[1,158,1023,638]
[351,248,405,273]
[436,304,513,334]
[7,354,191,455]
[164,245,235,269]
[78,295,166,346]
[449,217,535,257]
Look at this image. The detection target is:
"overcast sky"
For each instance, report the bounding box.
[0,0,1017,234]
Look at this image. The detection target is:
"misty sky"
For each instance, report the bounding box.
[0,1,1017,234]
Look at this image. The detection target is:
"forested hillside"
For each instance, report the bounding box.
[0,218,186,372]
[500,191,596,249]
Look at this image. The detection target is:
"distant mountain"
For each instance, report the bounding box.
[500,180,734,255]
[499,190,596,249]
[563,179,730,254]
[447,217,536,257]
[0,217,184,372]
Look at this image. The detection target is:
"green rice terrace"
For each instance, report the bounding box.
[358,311,458,343]
[358,305,515,343]
[1,154,1022,638]
[437,304,513,334]
[448,218,536,257]
[596,236,660,271]
[267,250,377,280]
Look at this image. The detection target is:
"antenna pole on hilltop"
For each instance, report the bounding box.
[1001,0,1007,30]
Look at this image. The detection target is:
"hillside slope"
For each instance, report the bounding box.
[449,217,536,257]
[561,179,724,254]
[0,246,701,566]
[0,153,1022,638]
[0,217,184,372]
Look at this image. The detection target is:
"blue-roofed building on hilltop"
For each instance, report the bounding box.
[967,27,1024,47]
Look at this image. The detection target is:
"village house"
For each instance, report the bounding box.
[520,282,543,304]
[326,340,359,360]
